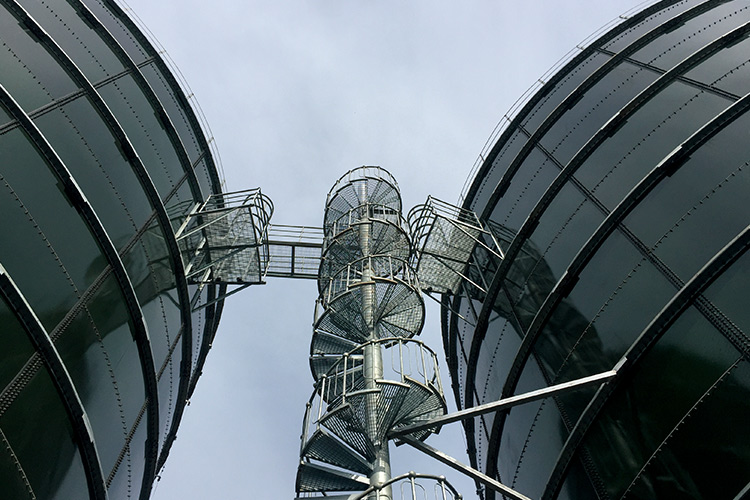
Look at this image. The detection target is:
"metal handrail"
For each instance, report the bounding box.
[318,254,419,308]
[351,471,463,500]
[300,337,443,449]
[326,165,400,207]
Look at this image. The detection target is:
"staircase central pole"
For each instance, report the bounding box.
[358,182,393,500]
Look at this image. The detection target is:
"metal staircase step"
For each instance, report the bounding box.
[320,403,375,461]
[296,462,370,493]
[391,377,447,440]
[311,330,360,356]
[310,355,363,382]
[302,428,373,475]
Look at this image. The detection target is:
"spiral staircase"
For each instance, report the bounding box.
[295,167,454,499]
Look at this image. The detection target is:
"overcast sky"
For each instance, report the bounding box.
[118,1,647,498]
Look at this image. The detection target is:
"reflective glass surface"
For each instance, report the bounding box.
[82,0,149,65]
[0,4,79,111]
[18,0,124,83]
[0,365,88,498]
[631,2,750,71]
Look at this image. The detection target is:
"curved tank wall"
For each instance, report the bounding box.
[0,0,224,498]
[445,0,750,498]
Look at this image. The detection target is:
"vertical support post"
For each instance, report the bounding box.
[358,181,392,500]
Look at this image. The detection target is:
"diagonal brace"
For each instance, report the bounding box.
[400,435,531,500]
[390,366,620,438]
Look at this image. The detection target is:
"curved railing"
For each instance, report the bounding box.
[301,338,444,445]
[327,166,400,207]
[318,255,420,307]
[351,472,463,500]
[324,203,409,239]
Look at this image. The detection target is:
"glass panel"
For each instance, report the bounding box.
[0,129,102,330]
[684,36,750,98]
[83,0,149,65]
[578,80,730,211]
[56,304,122,473]
[602,0,704,53]
[0,365,88,498]
[539,61,658,167]
[580,305,741,499]
[0,127,106,291]
[164,178,196,234]
[521,53,611,136]
[0,4,79,111]
[0,298,35,394]
[498,359,546,488]
[34,105,135,250]
[193,156,214,199]
[512,186,604,319]
[96,75,181,199]
[627,358,750,499]
[556,455,600,500]
[469,129,530,214]
[489,147,559,233]
[511,398,567,499]
[17,0,124,82]
[139,62,203,165]
[157,329,181,453]
[625,110,750,282]
[631,2,750,71]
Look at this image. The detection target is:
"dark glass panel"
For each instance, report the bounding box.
[0,366,88,498]
[581,306,740,499]
[477,317,520,406]
[498,359,546,489]
[157,333,181,451]
[0,105,11,124]
[683,35,750,98]
[0,128,107,292]
[81,0,149,65]
[511,398,567,499]
[88,276,145,427]
[469,129,529,214]
[189,286,208,376]
[55,303,125,475]
[520,53,611,136]
[539,61,658,167]
[164,178,196,234]
[556,455,600,500]
[0,440,35,499]
[602,0,703,53]
[513,187,603,320]
[17,0,124,82]
[0,4,78,111]
[0,298,35,395]
[581,81,730,211]
[34,106,135,250]
[625,110,750,282]
[193,156,214,199]
[489,147,559,232]
[0,132,97,329]
[631,2,750,71]
[703,248,750,336]
[626,359,750,499]
[96,75,180,199]
[139,62,203,165]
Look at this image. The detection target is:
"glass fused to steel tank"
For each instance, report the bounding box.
[447,0,750,499]
[0,0,226,498]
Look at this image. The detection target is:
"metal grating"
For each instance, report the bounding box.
[265,224,323,279]
[303,428,373,475]
[409,196,503,295]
